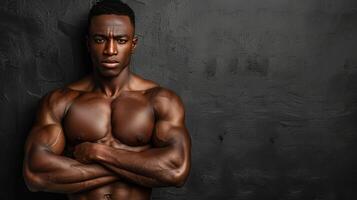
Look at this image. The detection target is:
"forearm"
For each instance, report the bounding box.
[102,163,167,187]
[25,149,119,193]
[38,175,118,194]
[94,146,185,187]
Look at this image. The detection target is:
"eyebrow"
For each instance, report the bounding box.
[92,33,130,38]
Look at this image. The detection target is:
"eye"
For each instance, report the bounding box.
[93,36,105,44]
[116,38,127,44]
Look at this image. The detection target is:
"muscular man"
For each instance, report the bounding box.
[22,1,191,199]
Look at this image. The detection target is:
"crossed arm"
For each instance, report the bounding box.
[74,89,191,187]
[23,88,191,194]
[23,124,120,193]
[23,90,119,193]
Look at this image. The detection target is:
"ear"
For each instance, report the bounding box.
[131,35,138,54]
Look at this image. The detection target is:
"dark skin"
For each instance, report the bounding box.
[23,14,191,200]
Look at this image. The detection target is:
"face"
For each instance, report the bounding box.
[87,14,137,77]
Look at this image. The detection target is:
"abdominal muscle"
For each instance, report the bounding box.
[67,181,152,200]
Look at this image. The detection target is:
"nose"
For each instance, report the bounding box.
[103,39,118,55]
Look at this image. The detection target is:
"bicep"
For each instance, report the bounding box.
[152,88,190,147]
[151,117,191,185]
[25,89,71,162]
[25,124,66,172]
[153,120,190,149]
[152,89,191,167]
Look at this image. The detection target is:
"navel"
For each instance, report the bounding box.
[104,193,112,200]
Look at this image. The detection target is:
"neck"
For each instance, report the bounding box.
[93,66,132,97]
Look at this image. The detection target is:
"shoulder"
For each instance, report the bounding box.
[124,71,185,122]
[151,87,185,122]
[42,87,80,105]
[128,74,180,106]
[130,73,159,92]
[151,87,181,102]
[40,75,92,118]
[38,87,81,122]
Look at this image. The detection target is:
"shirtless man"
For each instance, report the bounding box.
[22,1,191,199]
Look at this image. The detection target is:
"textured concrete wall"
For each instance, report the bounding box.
[0,0,356,199]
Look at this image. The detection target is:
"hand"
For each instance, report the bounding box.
[73,142,103,164]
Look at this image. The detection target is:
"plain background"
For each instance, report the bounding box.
[0,0,357,199]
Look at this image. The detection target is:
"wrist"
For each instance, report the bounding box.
[92,143,108,162]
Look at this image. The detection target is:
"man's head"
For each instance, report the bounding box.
[88,0,135,31]
[87,0,138,78]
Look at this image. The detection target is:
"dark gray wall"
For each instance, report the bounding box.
[0,0,356,199]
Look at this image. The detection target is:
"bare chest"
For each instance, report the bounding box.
[63,92,155,147]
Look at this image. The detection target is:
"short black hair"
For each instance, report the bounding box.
[88,0,135,29]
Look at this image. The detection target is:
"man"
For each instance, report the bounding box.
[22,0,191,199]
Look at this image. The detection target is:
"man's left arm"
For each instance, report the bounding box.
[74,88,191,187]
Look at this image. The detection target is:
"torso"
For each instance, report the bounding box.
[64,89,156,148]
[62,75,160,200]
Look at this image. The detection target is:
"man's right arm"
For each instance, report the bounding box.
[23,89,119,194]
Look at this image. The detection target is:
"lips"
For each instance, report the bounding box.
[101,60,119,68]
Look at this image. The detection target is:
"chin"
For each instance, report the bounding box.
[99,70,121,78]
